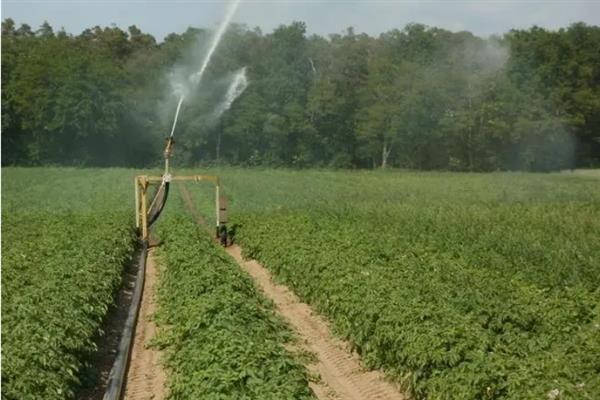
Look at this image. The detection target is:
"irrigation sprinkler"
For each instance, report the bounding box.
[134,0,242,243]
[106,3,240,399]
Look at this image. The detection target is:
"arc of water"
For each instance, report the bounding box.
[215,67,248,118]
[169,0,242,139]
[169,95,185,137]
[190,0,241,86]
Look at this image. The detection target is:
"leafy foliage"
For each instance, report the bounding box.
[2,19,599,170]
[1,168,136,399]
[187,168,600,400]
[152,194,315,399]
[3,166,599,399]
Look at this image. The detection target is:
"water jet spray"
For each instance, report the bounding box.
[135,0,242,243]
[169,0,241,140]
[214,67,248,118]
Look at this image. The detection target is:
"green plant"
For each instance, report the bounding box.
[153,195,315,399]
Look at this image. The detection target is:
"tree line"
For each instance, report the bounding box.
[2,19,599,170]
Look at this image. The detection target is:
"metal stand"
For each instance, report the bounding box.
[134,174,222,241]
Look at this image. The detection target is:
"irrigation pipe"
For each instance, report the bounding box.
[103,240,148,400]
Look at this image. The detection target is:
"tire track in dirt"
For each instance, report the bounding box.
[178,183,407,400]
[122,249,167,400]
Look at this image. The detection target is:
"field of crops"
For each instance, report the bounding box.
[187,168,600,400]
[152,194,315,399]
[2,167,599,400]
[1,167,316,399]
[1,168,136,399]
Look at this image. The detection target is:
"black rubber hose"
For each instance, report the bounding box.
[103,240,148,400]
[148,181,170,228]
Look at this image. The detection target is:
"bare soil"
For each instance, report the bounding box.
[122,249,167,400]
[178,183,407,400]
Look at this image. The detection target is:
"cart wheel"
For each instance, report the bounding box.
[219,224,228,247]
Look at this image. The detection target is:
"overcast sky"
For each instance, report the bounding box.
[2,0,600,41]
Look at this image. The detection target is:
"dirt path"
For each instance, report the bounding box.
[178,183,406,400]
[123,249,167,400]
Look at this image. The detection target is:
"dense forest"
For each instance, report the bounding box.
[2,19,599,170]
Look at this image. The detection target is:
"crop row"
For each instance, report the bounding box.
[152,194,315,399]
[2,211,135,399]
[235,203,600,400]
[1,168,138,399]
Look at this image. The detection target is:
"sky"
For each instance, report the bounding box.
[2,0,600,41]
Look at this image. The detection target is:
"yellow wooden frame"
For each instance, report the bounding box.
[134,174,221,241]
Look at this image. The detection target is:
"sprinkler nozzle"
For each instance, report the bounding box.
[164,137,175,159]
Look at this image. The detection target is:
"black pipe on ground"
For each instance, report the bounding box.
[103,240,148,400]
[148,182,170,228]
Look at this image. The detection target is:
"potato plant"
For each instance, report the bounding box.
[2,211,135,399]
[236,205,600,399]
[153,196,315,399]
[3,167,599,400]
[185,168,600,400]
[1,168,136,399]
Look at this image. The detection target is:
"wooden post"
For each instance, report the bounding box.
[215,183,220,228]
[134,177,140,229]
[140,179,148,241]
[218,196,228,225]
